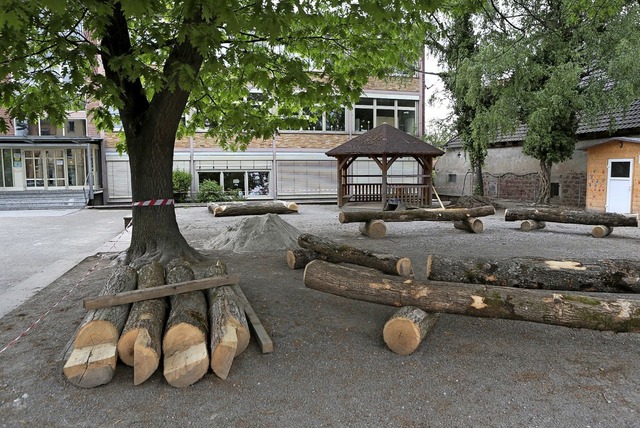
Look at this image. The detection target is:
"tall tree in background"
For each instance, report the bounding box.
[458,0,640,203]
[0,0,436,266]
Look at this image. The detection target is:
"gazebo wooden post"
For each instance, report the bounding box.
[381,155,388,209]
[425,156,433,207]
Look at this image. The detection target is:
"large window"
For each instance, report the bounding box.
[282,108,346,132]
[198,170,270,197]
[1,149,15,187]
[354,97,417,134]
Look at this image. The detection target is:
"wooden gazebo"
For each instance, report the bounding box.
[326,124,445,208]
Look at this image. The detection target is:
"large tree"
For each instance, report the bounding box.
[445,0,640,203]
[0,0,437,266]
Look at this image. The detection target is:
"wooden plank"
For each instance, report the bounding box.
[232,285,274,353]
[83,275,240,310]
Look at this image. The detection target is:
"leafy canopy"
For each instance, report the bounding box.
[1,0,438,150]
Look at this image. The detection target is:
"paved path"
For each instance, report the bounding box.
[0,208,132,318]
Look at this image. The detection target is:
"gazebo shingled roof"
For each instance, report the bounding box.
[326,123,445,157]
[326,124,444,208]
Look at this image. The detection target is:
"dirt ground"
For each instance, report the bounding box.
[1,204,639,427]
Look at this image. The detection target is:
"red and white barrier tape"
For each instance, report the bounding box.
[0,228,130,355]
[131,199,174,207]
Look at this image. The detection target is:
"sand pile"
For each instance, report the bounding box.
[209,213,301,252]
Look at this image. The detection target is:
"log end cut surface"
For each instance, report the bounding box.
[163,341,209,388]
[63,343,117,388]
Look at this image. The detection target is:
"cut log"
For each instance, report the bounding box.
[592,225,613,238]
[298,233,411,277]
[63,265,137,388]
[208,200,299,217]
[205,260,250,380]
[425,255,640,293]
[359,219,387,239]
[453,217,483,234]
[162,259,209,388]
[383,306,440,355]
[505,207,639,227]
[304,260,640,333]
[117,261,167,385]
[520,220,545,231]
[286,248,320,269]
[339,205,495,224]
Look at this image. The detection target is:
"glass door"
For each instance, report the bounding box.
[46,150,67,187]
[24,150,45,188]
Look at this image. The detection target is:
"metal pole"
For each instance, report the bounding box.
[86,143,94,200]
[271,134,278,200]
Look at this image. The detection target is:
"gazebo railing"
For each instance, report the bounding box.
[342,183,383,203]
[386,184,430,207]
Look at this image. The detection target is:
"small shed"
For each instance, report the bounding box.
[582,137,640,214]
[326,124,444,208]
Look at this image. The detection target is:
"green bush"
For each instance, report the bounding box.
[172,170,192,202]
[196,180,245,203]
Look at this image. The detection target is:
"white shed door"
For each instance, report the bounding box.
[606,159,633,214]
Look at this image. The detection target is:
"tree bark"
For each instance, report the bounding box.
[473,160,484,196]
[505,207,638,227]
[537,159,552,204]
[425,255,640,293]
[117,261,167,385]
[303,260,640,333]
[205,260,250,380]
[339,205,495,224]
[162,259,209,388]
[298,233,412,277]
[208,201,299,216]
[63,265,137,388]
[383,307,439,355]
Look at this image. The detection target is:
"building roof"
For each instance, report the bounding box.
[325,124,444,157]
[447,99,640,148]
[579,136,640,150]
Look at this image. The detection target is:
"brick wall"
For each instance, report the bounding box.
[363,76,420,93]
[558,171,587,207]
[484,173,540,202]
[0,108,14,134]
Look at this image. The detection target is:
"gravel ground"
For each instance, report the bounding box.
[1,203,639,427]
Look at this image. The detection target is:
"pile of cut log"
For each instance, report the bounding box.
[287,234,439,355]
[339,205,495,238]
[504,207,639,238]
[208,200,298,217]
[63,259,272,389]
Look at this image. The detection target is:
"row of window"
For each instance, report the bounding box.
[14,118,87,137]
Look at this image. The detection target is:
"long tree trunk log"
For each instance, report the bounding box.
[303,260,640,333]
[339,205,495,224]
[63,265,137,388]
[383,306,440,355]
[505,207,639,227]
[205,260,250,380]
[162,259,209,388]
[287,248,320,269]
[208,201,299,217]
[117,261,167,385]
[298,233,411,277]
[425,255,640,293]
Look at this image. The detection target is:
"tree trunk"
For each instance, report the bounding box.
[162,259,209,388]
[208,201,299,216]
[63,265,137,388]
[505,207,638,227]
[205,260,250,380]
[425,255,640,293]
[537,159,552,204]
[473,160,484,196]
[303,260,640,333]
[339,205,495,224]
[298,233,412,276]
[117,261,167,385]
[383,307,439,355]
